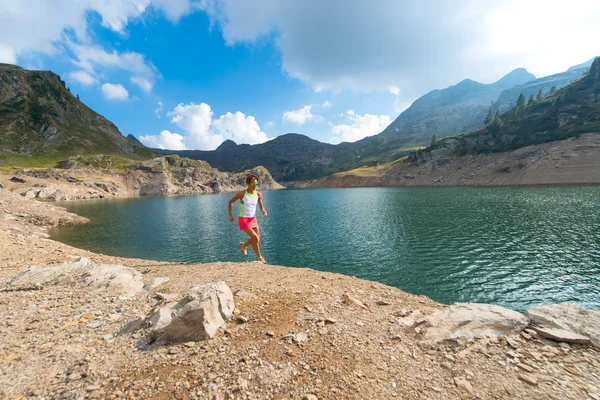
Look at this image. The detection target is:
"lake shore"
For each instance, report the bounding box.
[310,133,600,189]
[1,188,599,399]
[0,155,283,203]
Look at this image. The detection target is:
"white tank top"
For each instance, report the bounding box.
[239,190,258,218]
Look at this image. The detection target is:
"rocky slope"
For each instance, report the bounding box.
[0,155,283,201]
[492,67,591,113]
[381,68,536,139]
[0,63,154,164]
[1,183,600,399]
[313,58,600,188]
[311,133,600,188]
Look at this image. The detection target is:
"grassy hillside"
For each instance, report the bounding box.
[0,64,155,167]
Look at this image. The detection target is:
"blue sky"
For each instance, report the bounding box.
[1,1,599,150]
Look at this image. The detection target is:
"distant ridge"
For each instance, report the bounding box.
[159,59,596,183]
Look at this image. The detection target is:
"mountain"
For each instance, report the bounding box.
[0,64,154,165]
[312,57,600,188]
[379,68,536,139]
[160,134,362,182]
[160,69,538,182]
[492,67,590,113]
[567,57,596,71]
[162,61,594,183]
[416,56,600,158]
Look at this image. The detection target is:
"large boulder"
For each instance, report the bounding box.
[149,282,234,344]
[526,303,600,347]
[419,303,529,343]
[5,257,144,297]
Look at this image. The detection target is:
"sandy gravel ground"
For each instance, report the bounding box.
[1,188,599,400]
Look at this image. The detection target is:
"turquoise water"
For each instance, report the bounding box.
[52,187,600,311]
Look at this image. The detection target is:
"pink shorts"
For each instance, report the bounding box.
[238,216,258,231]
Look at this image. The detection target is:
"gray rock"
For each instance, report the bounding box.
[143,277,170,293]
[342,293,368,310]
[531,326,591,345]
[526,303,600,347]
[454,377,474,396]
[5,257,144,297]
[149,282,234,344]
[35,186,59,199]
[419,303,529,343]
[10,176,26,183]
[21,189,39,199]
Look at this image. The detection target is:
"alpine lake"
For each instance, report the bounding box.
[51,186,600,312]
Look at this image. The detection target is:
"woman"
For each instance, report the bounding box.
[228,174,268,263]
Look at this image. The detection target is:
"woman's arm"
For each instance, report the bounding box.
[258,192,267,217]
[228,191,244,221]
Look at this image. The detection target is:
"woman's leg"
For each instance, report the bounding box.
[251,225,263,260]
[243,224,260,252]
[243,228,261,259]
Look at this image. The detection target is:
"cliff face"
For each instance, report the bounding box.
[0,64,153,162]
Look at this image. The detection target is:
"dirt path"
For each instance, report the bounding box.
[1,188,598,399]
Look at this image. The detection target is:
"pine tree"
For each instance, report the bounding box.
[77,94,80,100]
[549,86,557,95]
[554,95,563,111]
[494,109,500,119]
[536,88,543,101]
[430,133,438,147]
[516,92,526,108]
[484,106,493,125]
[527,94,534,106]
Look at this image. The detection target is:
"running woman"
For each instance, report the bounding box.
[228,174,268,263]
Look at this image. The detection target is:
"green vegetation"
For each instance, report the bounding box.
[430,133,438,146]
[550,85,557,94]
[536,88,543,101]
[484,106,493,125]
[516,92,526,108]
[527,94,534,106]
[0,64,155,168]
[410,57,600,160]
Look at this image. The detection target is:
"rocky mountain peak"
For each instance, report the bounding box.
[493,68,536,90]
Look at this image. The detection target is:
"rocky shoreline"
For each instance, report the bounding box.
[310,133,600,189]
[1,188,599,399]
[0,155,284,202]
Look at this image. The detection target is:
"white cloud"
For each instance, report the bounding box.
[67,70,98,85]
[140,130,187,150]
[0,45,16,64]
[388,85,400,95]
[346,109,354,116]
[0,0,195,93]
[393,98,411,114]
[131,76,153,93]
[198,0,600,102]
[331,112,391,144]
[282,105,320,125]
[101,83,129,100]
[69,42,159,92]
[214,111,269,145]
[321,100,332,108]
[154,101,163,118]
[265,121,276,127]
[169,103,215,148]
[141,102,271,150]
